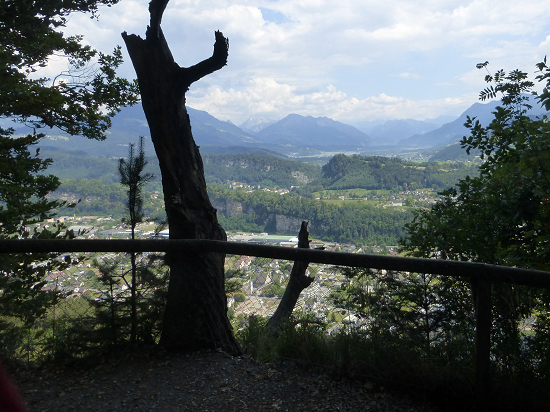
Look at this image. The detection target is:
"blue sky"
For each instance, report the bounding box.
[57,0,550,127]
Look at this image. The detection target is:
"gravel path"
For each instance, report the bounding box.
[16,350,445,412]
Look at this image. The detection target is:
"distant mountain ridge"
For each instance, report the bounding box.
[239,117,277,133]
[397,101,502,148]
[9,96,547,158]
[365,119,441,145]
[398,95,549,148]
[255,114,372,148]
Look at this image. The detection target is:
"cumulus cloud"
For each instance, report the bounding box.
[187,77,474,124]
[58,0,550,123]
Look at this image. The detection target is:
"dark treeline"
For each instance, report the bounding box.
[428,143,481,162]
[57,179,126,201]
[40,150,133,183]
[208,184,412,245]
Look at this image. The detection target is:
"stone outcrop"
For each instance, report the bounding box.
[212,197,307,233]
[212,198,252,217]
[272,214,303,234]
[291,171,312,185]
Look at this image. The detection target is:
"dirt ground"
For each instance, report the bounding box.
[14,349,443,412]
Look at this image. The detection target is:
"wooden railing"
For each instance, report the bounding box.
[2,238,550,398]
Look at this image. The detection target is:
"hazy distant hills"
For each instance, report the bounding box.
[255,114,372,148]
[398,95,549,148]
[397,101,502,148]
[9,95,546,159]
[107,105,263,148]
[365,119,441,145]
[185,107,263,146]
[29,105,264,158]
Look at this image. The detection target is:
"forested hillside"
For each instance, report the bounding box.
[42,150,321,189]
[208,184,411,245]
[202,153,321,187]
[296,154,478,195]
[429,143,481,161]
[41,150,132,183]
[45,150,478,245]
[53,179,164,219]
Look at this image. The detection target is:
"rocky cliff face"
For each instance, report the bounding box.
[290,171,312,185]
[212,197,305,233]
[212,198,253,217]
[272,214,304,234]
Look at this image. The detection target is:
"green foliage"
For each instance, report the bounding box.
[118,136,154,236]
[203,153,321,188]
[0,0,139,231]
[0,0,139,360]
[41,150,128,183]
[84,253,169,350]
[57,178,126,201]
[0,131,62,233]
[331,268,475,359]
[53,178,164,219]
[235,265,549,410]
[400,59,550,379]
[118,136,155,343]
[225,269,248,296]
[234,293,246,302]
[217,212,264,234]
[429,143,480,161]
[0,129,77,358]
[295,154,477,194]
[208,184,412,245]
[236,315,329,364]
[0,0,139,139]
[402,61,550,270]
[260,279,286,298]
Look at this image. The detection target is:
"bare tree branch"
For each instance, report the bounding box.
[149,0,170,37]
[180,31,229,90]
[267,221,315,334]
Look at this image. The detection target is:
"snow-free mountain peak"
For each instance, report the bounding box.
[256,113,372,147]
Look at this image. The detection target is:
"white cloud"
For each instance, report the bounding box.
[57,0,550,124]
[187,77,474,124]
[396,72,421,79]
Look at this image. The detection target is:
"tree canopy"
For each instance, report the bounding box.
[0,0,139,234]
[0,0,138,139]
[399,59,550,376]
[0,0,138,234]
[0,0,138,348]
[400,60,550,270]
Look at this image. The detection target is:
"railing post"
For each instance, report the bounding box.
[475,279,492,403]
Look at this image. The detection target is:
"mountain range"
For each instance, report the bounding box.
[8,96,547,159]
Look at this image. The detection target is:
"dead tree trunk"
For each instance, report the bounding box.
[267,221,315,333]
[121,0,240,354]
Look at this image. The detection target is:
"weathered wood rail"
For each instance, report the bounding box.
[2,238,550,399]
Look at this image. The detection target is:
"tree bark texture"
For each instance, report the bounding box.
[122,0,240,354]
[267,221,314,333]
